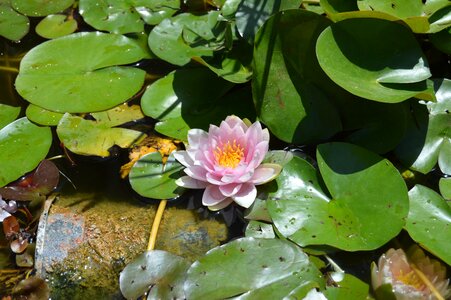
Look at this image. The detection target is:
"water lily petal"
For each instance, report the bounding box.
[185,166,207,181]
[232,183,257,208]
[208,198,234,211]
[202,185,227,206]
[173,151,194,168]
[251,164,282,185]
[219,183,242,197]
[224,115,247,131]
[175,176,208,189]
[187,129,208,150]
[206,173,227,185]
[0,210,11,222]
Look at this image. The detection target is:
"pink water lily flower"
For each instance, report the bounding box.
[174,116,281,210]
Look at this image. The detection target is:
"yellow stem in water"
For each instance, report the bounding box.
[411,264,444,300]
[147,199,167,251]
[0,66,19,73]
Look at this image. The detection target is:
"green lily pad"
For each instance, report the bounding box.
[56,112,145,157]
[395,79,451,175]
[245,220,275,239]
[0,117,52,187]
[184,237,325,299]
[430,27,451,54]
[79,0,180,34]
[148,11,227,66]
[429,5,451,33]
[129,152,184,200]
[25,104,64,126]
[35,14,77,39]
[235,0,299,42]
[15,32,147,113]
[141,68,255,141]
[120,250,190,300]
[316,18,431,103]
[323,274,369,300]
[0,3,29,41]
[405,185,451,265]
[0,104,21,129]
[439,177,451,200]
[253,10,341,144]
[357,0,423,19]
[11,0,74,17]
[320,0,358,15]
[267,143,409,251]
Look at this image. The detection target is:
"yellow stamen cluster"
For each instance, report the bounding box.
[396,270,425,290]
[214,140,244,168]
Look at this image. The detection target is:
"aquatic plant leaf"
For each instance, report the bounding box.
[320,0,358,15]
[439,177,451,200]
[57,113,145,157]
[395,79,451,175]
[267,143,409,251]
[430,27,451,54]
[0,117,52,188]
[357,0,423,19]
[316,18,431,102]
[35,14,77,39]
[0,160,59,201]
[26,104,63,126]
[428,5,451,33]
[323,274,369,299]
[11,0,74,17]
[90,104,145,127]
[120,250,190,300]
[245,220,275,239]
[405,185,451,265]
[141,68,255,141]
[15,32,147,113]
[148,12,224,66]
[253,10,341,144]
[0,3,29,41]
[0,104,20,130]
[185,237,324,299]
[129,152,184,200]
[79,0,180,34]
[235,0,299,42]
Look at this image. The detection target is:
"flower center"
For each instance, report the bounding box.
[396,270,424,290]
[214,140,244,168]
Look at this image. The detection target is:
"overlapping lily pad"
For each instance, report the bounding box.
[120,250,190,300]
[184,237,324,299]
[15,32,148,113]
[26,104,63,126]
[0,117,52,187]
[316,18,431,102]
[141,68,255,140]
[35,14,77,39]
[405,185,451,265]
[11,0,74,17]
[0,3,29,41]
[79,0,180,34]
[267,143,409,251]
[56,110,146,157]
[0,104,21,129]
[395,79,451,175]
[253,10,341,143]
[129,152,184,200]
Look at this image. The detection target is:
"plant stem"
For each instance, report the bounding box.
[411,264,445,300]
[0,66,19,73]
[147,199,167,251]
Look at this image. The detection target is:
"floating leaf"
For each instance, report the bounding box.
[320,0,358,15]
[79,0,180,34]
[129,152,184,200]
[405,185,451,265]
[148,12,224,66]
[141,68,255,141]
[15,32,147,113]
[245,220,275,239]
[428,5,451,33]
[395,79,451,175]
[268,143,409,251]
[35,14,77,39]
[120,250,190,300]
[0,104,20,129]
[235,0,299,42]
[316,18,431,102]
[11,0,74,17]
[26,104,63,126]
[323,274,369,300]
[253,10,341,143]
[57,112,145,157]
[184,237,324,299]
[439,177,451,200]
[357,0,423,19]
[0,117,52,188]
[0,3,29,41]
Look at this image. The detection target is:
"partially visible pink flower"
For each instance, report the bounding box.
[372,247,450,300]
[174,116,281,210]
